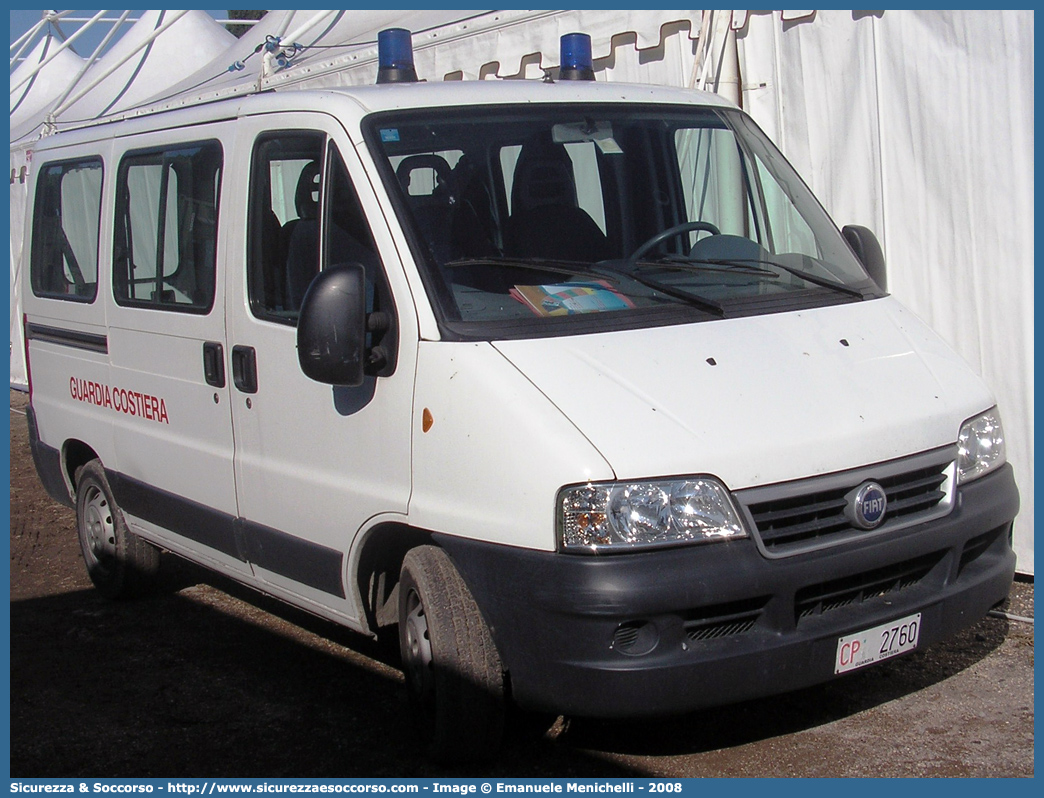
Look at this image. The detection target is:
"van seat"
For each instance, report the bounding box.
[284,161,321,310]
[396,155,457,264]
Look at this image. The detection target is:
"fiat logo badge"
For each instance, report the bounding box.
[848,482,888,530]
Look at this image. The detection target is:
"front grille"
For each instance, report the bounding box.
[683,597,768,642]
[685,617,758,642]
[738,449,954,555]
[958,525,1006,575]
[795,551,942,621]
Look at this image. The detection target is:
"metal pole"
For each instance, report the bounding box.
[262,10,336,78]
[47,10,133,123]
[10,16,48,55]
[49,10,191,122]
[280,9,336,47]
[273,10,297,39]
[11,10,109,94]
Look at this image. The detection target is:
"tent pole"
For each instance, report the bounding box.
[273,10,297,39]
[714,13,740,105]
[11,10,109,94]
[689,10,712,89]
[46,10,81,44]
[48,10,191,123]
[262,10,337,79]
[47,10,133,122]
[10,27,47,66]
[281,10,337,48]
[10,17,48,56]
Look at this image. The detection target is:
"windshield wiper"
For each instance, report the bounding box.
[654,256,865,299]
[637,255,778,277]
[593,262,726,318]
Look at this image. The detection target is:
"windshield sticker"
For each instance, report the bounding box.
[510,282,636,316]
[380,128,400,143]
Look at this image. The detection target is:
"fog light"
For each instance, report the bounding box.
[611,620,658,656]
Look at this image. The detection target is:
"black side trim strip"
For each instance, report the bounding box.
[26,323,108,354]
[106,471,346,599]
[109,471,241,560]
[26,406,74,508]
[237,519,346,599]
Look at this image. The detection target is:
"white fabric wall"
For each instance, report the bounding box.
[10,9,1032,571]
[738,10,1034,573]
[9,146,30,388]
[270,10,702,89]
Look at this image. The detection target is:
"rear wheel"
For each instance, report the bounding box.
[398,545,504,762]
[75,459,159,599]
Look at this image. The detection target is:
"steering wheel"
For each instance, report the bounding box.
[628,221,722,267]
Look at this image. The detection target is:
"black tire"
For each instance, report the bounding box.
[398,545,505,762]
[75,459,159,599]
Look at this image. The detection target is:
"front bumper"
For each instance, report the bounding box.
[436,464,1018,717]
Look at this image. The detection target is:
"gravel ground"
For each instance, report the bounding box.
[8,391,1034,777]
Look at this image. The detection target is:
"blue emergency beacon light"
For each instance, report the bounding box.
[559,32,595,81]
[376,28,419,84]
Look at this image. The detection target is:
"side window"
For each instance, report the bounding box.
[30,157,103,301]
[325,143,397,377]
[113,140,222,312]
[247,131,324,323]
[323,142,380,269]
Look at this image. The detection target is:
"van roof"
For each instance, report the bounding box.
[30,78,736,150]
[308,77,735,115]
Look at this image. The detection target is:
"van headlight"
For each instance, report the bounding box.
[957,408,1006,484]
[558,477,747,552]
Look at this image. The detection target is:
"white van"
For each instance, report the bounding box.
[21,31,1018,762]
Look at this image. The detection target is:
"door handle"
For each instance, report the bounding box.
[231,345,258,394]
[203,341,225,388]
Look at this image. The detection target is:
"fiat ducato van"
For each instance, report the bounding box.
[21,31,1018,762]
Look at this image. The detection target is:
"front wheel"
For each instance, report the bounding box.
[75,459,159,599]
[398,545,505,762]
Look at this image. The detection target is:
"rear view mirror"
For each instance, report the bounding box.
[842,225,888,292]
[297,264,367,387]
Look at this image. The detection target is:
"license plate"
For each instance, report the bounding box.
[835,612,921,674]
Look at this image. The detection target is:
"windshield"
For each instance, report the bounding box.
[365,104,880,339]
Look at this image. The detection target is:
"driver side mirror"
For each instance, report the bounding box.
[842,225,887,292]
[297,263,367,387]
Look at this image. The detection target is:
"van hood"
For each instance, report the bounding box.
[492,298,995,490]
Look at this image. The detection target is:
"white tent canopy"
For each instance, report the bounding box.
[49,10,236,128]
[9,10,1032,574]
[11,10,237,145]
[10,36,86,136]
